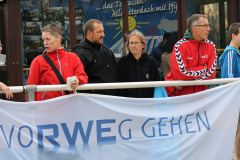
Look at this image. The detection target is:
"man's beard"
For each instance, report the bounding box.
[91,36,103,44]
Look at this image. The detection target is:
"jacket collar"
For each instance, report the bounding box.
[85,38,101,49]
[128,52,148,63]
[184,29,205,44]
[45,48,65,58]
[184,29,195,40]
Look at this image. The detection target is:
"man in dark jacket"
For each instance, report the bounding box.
[72,19,117,95]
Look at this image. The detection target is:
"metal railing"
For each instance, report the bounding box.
[1,78,240,101]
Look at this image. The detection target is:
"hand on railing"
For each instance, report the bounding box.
[176,86,183,90]
[67,76,79,91]
[0,82,13,99]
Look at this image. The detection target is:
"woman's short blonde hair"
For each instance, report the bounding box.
[41,23,62,38]
[124,29,146,55]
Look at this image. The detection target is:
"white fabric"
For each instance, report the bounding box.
[0,82,239,160]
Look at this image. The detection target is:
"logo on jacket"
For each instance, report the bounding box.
[201,55,208,58]
[146,74,149,79]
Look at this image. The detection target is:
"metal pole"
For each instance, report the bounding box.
[26,85,37,102]
[27,78,240,92]
[1,78,240,96]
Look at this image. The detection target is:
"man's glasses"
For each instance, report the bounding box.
[195,24,210,28]
[129,42,142,45]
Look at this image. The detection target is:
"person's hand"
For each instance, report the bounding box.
[70,76,79,90]
[176,86,183,90]
[0,82,13,99]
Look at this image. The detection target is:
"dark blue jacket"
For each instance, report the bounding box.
[150,43,163,68]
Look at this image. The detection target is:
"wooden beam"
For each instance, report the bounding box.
[122,0,128,55]
[4,0,23,101]
[229,0,240,23]
[69,0,76,51]
[177,0,187,39]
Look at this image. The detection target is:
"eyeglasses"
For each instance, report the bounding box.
[129,42,142,45]
[195,24,210,28]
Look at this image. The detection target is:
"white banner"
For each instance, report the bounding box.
[0,82,240,160]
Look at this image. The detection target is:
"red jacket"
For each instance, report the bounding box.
[27,48,88,101]
[165,38,217,96]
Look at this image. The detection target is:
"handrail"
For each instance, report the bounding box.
[0,86,26,93]
[1,78,240,93]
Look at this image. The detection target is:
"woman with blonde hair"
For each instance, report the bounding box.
[117,29,160,98]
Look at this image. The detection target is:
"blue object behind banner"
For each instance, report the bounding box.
[153,87,168,98]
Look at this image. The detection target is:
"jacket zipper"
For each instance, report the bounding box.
[100,46,110,81]
[57,52,64,96]
[42,83,47,100]
[137,60,141,97]
[194,41,202,93]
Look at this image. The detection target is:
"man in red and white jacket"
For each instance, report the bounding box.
[165,14,217,96]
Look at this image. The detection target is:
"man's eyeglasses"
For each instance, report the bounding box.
[195,24,210,28]
[129,42,142,45]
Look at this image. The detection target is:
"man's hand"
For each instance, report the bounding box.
[176,86,183,90]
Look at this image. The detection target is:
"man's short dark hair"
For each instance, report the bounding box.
[84,19,103,35]
[228,23,240,41]
[187,14,207,34]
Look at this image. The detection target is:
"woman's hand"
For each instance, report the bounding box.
[70,76,79,90]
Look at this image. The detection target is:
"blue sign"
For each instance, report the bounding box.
[76,0,177,55]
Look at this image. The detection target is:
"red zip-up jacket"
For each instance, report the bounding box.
[26,48,88,101]
[165,38,217,96]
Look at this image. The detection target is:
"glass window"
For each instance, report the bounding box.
[20,0,69,85]
[0,3,5,56]
[186,0,228,51]
[0,2,7,84]
[21,0,70,65]
[75,6,84,44]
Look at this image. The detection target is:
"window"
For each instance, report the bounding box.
[0,2,7,84]
[0,3,5,55]
[186,0,228,52]
[20,0,69,85]
[21,0,70,67]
